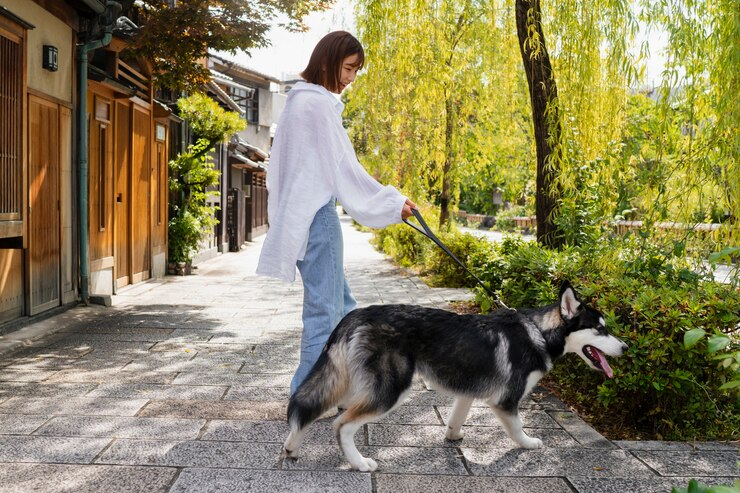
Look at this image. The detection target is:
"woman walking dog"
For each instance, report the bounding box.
[256,31,416,396]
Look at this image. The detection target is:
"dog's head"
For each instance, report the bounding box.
[559,282,627,378]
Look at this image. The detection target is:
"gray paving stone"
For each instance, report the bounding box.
[0,369,59,382]
[86,383,227,400]
[0,396,148,416]
[122,358,242,373]
[0,414,51,434]
[138,399,285,420]
[169,467,372,493]
[150,341,253,353]
[34,415,205,439]
[375,405,442,425]
[375,474,574,493]
[438,406,560,428]
[173,371,292,387]
[462,447,656,477]
[614,440,695,451]
[97,438,281,468]
[0,436,110,463]
[0,463,177,493]
[631,450,740,477]
[568,476,740,493]
[0,382,97,399]
[45,369,178,384]
[223,386,289,401]
[200,420,365,445]
[368,424,579,448]
[548,411,615,449]
[283,444,468,475]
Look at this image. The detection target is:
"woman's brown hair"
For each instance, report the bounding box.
[300,31,365,92]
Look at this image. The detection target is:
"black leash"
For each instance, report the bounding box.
[403,209,509,310]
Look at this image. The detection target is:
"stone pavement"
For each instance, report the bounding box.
[0,212,737,493]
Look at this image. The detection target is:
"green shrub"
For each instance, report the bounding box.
[372,226,740,440]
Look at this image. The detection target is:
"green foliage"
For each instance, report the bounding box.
[373,226,740,440]
[127,0,332,91]
[672,479,740,493]
[168,93,245,264]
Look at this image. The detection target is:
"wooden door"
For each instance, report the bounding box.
[131,105,151,283]
[114,101,131,288]
[27,95,60,315]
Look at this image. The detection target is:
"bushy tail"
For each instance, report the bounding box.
[287,341,349,431]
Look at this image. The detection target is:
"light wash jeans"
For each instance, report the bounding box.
[292,200,357,395]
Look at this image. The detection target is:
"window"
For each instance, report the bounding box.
[0,23,23,231]
[230,86,258,124]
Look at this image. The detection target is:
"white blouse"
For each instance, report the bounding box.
[256,81,407,282]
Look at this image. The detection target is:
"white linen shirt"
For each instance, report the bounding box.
[256,81,407,282]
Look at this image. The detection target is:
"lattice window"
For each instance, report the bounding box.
[0,26,23,226]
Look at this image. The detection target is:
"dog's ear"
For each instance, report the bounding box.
[559,281,581,319]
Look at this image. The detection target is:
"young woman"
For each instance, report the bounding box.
[256,31,416,395]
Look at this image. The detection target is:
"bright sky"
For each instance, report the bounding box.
[229,0,357,80]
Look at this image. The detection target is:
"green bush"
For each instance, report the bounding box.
[373,227,740,440]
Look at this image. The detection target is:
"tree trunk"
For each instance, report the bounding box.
[515,0,563,248]
[439,96,454,228]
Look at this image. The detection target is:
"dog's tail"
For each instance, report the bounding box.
[286,331,350,431]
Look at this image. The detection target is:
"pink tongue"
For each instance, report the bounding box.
[595,349,613,378]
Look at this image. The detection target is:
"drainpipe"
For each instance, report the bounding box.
[77,1,121,304]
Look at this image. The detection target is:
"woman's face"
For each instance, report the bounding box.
[334,53,361,94]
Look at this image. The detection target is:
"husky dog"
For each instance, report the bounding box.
[283,282,627,472]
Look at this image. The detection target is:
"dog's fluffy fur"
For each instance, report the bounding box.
[283,282,627,471]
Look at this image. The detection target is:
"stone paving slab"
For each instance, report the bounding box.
[34,416,206,440]
[0,382,97,399]
[169,468,372,493]
[0,369,59,382]
[282,444,469,475]
[367,423,580,449]
[438,406,560,428]
[374,473,574,493]
[0,414,51,434]
[138,399,285,420]
[568,476,740,493]
[548,410,615,449]
[631,450,740,477]
[97,439,282,469]
[172,372,292,388]
[0,396,148,416]
[0,436,110,463]
[462,447,656,477]
[86,383,227,400]
[45,369,179,385]
[0,463,178,493]
[199,419,367,445]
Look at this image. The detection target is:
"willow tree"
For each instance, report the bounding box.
[349,0,527,228]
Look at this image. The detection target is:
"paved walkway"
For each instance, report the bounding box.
[0,213,737,492]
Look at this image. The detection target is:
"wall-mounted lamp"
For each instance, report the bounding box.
[42,45,58,71]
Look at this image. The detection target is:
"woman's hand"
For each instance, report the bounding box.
[401,198,417,220]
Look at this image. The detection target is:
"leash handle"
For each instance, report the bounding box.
[403,209,508,309]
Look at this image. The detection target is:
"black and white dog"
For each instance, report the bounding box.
[284,282,627,471]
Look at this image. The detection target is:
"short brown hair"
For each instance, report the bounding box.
[300,31,365,92]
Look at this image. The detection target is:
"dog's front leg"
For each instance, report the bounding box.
[445,397,473,441]
[489,403,543,449]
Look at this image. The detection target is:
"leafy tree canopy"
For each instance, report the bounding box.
[128,0,333,91]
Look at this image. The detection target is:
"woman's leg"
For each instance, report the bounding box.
[292,200,356,395]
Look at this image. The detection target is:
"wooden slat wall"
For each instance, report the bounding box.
[114,101,131,287]
[0,249,23,323]
[131,105,151,281]
[28,95,60,314]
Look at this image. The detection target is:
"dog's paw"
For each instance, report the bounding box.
[445,427,464,441]
[519,437,543,449]
[282,447,299,459]
[353,457,378,472]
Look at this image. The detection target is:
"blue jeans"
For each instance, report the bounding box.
[292,200,356,395]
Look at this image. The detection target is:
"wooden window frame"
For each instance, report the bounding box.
[94,97,111,232]
[0,17,27,241]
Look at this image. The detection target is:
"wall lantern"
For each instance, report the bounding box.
[42,45,58,71]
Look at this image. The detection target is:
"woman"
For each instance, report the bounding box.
[256,31,416,395]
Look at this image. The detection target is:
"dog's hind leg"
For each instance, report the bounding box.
[334,407,381,472]
[445,397,473,441]
[488,402,543,449]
